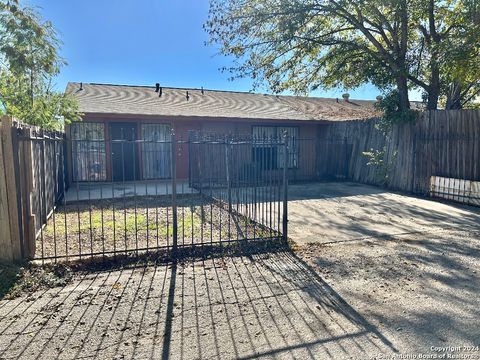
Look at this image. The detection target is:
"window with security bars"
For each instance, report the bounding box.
[141,124,172,179]
[71,123,106,181]
[252,126,299,169]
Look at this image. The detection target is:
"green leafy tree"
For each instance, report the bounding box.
[441,0,480,109]
[0,0,80,129]
[205,0,480,111]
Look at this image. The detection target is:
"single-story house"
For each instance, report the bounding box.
[66,82,380,183]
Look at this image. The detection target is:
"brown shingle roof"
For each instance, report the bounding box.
[66,82,382,121]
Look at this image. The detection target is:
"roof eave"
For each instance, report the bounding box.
[77,111,342,123]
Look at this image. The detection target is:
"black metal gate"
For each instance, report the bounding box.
[188,131,288,245]
[15,126,288,263]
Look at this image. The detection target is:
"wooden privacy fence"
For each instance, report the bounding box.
[0,116,66,262]
[318,110,480,201]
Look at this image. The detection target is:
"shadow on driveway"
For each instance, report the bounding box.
[0,249,396,359]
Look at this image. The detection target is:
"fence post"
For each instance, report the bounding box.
[11,123,25,259]
[0,116,23,262]
[225,136,232,213]
[17,124,36,260]
[282,131,288,243]
[40,128,47,224]
[188,130,192,189]
[170,129,178,258]
[0,120,13,262]
[22,127,36,258]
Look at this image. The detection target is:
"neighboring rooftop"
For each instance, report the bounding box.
[66,82,383,122]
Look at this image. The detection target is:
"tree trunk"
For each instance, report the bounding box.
[396,75,410,110]
[427,67,440,110]
[446,81,463,109]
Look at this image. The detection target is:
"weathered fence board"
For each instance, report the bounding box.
[0,124,14,261]
[0,117,22,261]
[318,110,480,199]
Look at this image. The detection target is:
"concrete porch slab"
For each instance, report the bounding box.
[65,180,196,203]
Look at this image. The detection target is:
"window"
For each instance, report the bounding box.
[252,126,299,169]
[141,124,172,179]
[71,123,106,181]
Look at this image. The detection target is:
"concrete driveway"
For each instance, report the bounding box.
[0,251,395,360]
[286,182,480,245]
[290,182,480,357]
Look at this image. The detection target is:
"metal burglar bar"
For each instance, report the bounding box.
[13,127,288,263]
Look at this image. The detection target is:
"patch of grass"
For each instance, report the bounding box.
[46,206,212,238]
[174,211,209,238]
[45,210,158,236]
[92,212,158,234]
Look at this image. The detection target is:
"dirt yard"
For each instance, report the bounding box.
[1,182,479,359]
[38,195,274,260]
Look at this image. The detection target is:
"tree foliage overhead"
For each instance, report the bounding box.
[0,0,80,129]
[205,0,480,111]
